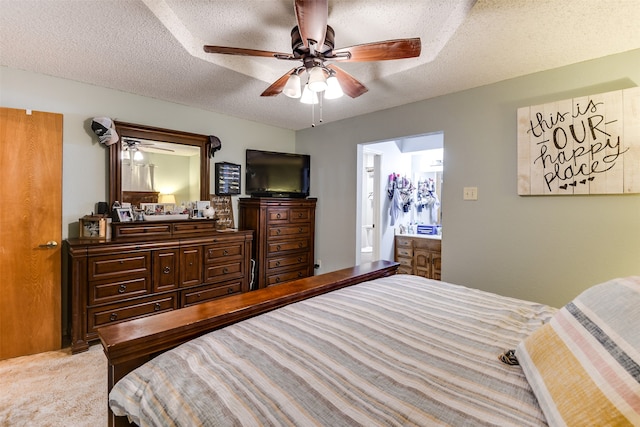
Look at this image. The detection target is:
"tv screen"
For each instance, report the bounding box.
[245,149,310,198]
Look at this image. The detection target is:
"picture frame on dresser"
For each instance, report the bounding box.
[114,207,133,222]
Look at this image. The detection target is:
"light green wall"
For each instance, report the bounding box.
[297,49,640,308]
[0,67,296,238]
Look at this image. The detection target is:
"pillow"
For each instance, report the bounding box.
[517,276,640,426]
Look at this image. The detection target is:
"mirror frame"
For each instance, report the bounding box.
[109,121,211,207]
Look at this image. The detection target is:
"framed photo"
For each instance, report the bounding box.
[140,203,175,215]
[115,207,133,222]
[79,215,111,238]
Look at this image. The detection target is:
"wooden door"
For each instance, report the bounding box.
[0,107,63,359]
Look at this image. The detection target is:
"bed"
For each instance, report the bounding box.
[99,262,640,426]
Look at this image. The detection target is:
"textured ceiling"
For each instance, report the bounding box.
[1,0,639,130]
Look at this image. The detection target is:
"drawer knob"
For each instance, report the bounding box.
[163,266,171,274]
[223,250,229,256]
[222,267,229,274]
[297,257,302,262]
[119,260,124,264]
[109,313,118,321]
[196,293,201,298]
[154,303,161,311]
[298,227,303,233]
[118,284,127,293]
[276,229,281,235]
[298,213,303,218]
[275,261,280,267]
[276,245,281,251]
[297,271,303,277]
[227,287,234,294]
[276,213,281,219]
[275,277,281,283]
[298,242,303,248]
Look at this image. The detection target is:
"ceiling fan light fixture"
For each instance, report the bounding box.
[283,73,302,98]
[133,150,144,161]
[300,84,319,104]
[307,66,327,93]
[121,149,130,160]
[324,75,343,99]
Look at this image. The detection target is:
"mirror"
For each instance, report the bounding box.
[109,121,211,208]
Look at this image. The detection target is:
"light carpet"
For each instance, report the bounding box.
[0,344,106,426]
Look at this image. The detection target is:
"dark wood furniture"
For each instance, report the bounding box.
[98,260,399,427]
[121,190,159,207]
[395,235,441,279]
[65,219,252,354]
[239,198,317,289]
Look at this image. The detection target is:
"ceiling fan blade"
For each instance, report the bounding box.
[260,68,297,97]
[332,38,421,62]
[326,65,368,98]
[204,45,293,60]
[294,0,328,50]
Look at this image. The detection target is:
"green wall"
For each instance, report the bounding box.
[297,49,640,307]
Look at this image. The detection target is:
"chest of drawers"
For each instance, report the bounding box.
[65,223,252,353]
[239,198,317,289]
[394,235,441,280]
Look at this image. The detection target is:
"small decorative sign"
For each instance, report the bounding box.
[209,195,234,229]
[517,87,640,195]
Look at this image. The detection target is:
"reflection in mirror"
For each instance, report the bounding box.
[110,122,210,208]
[121,138,201,205]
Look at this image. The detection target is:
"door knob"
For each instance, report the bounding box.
[39,241,58,249]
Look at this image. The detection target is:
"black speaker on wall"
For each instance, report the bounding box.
[96,202,109,215]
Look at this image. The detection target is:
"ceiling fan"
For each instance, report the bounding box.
[203,0,421,101]
[122,138,174,161]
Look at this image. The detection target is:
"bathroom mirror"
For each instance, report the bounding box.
[109,121,211,207]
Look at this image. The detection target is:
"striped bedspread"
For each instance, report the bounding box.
[110,275,556,426]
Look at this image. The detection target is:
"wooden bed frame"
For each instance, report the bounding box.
[98,260,399,427]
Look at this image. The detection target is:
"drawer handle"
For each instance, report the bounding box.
[223,250,229,256]
[222,267,229,274]
[276,213,281,219]
[163,266,171,274]
[196,293,201,299]
[298,227,303,233]
[154,303,161,311]
[298,213,303,218]
[227,287,234,294]
[119,260,124,264]
[275,277,281,283]
[118,284,127,294]
[189,262,193,266]
[297,257,302,262]
[276,229,281,235]
[275,261,280,267]
[276,245,281,251]
[298,242,303,248]
[110,313,118,321]
[297,271,303,277]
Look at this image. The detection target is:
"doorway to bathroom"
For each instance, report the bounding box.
[356,132,443,265]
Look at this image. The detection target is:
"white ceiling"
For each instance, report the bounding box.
[1,0,639,131]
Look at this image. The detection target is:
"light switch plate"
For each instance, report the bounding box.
[463,187,478,200]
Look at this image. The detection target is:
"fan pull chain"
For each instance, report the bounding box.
[319,95,323,124]
[311,101,315,127]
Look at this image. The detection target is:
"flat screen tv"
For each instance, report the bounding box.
[245,149,310,198]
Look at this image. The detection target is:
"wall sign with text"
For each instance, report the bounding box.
[517,87,639,195]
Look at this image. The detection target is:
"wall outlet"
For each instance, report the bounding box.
[315,259,322,269]
[463,186,478,201]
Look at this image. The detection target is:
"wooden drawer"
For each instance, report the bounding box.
[268,208,289,223]
[181,281,242,307]
[179,246,203,287]
[267,238,309,254]
[89,276,150,305]
[396,246,413,257]
[88,292,177,332]
[266,267,309,286]
[396,256,413,267]
[204,259,244,283]
[268,224,311,239]
[205,241,244,261]
[173,220,217,235]
[89,252,151,281]
[111,223,172,239]
[267,252,309,270]
[153,249,179,292]
[397,265,413,275]
[395,237,414,248]
[289,208,311,223]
